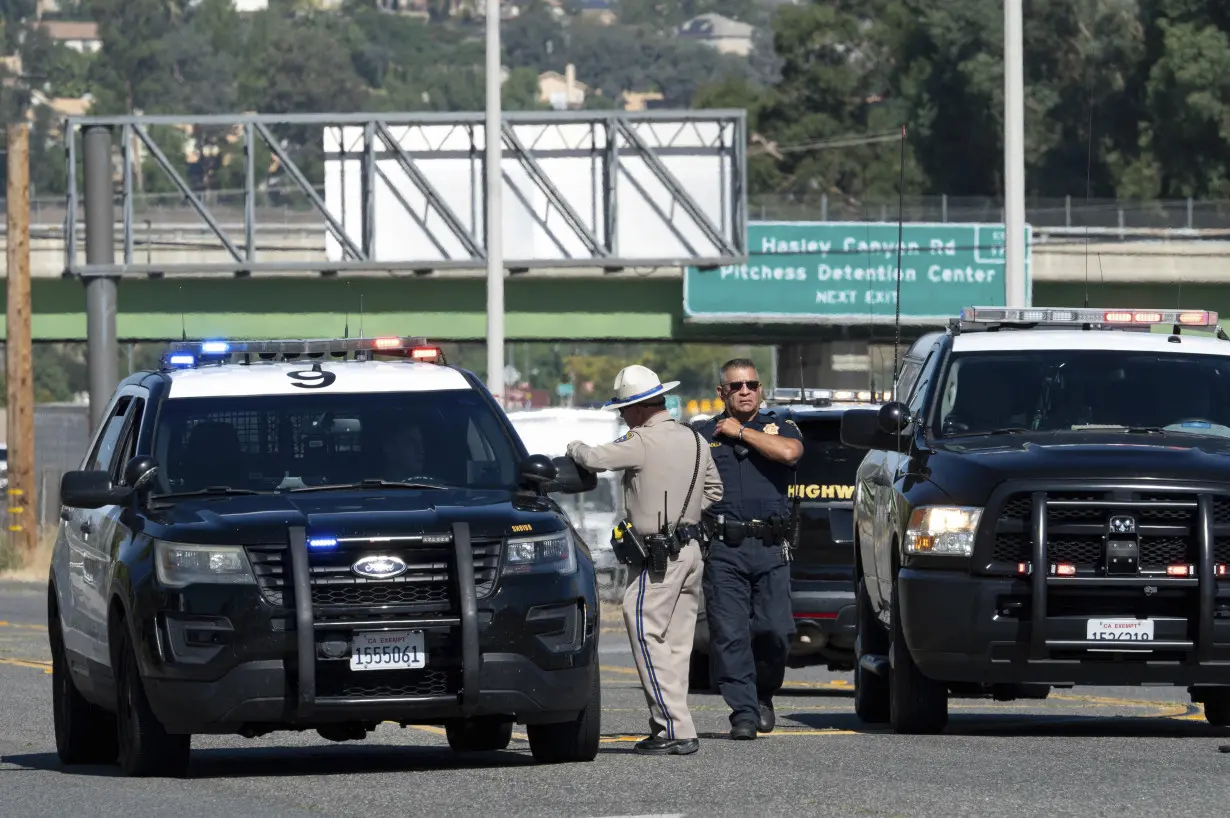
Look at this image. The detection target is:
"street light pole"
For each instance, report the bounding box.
[1004,0,1027,307]
[485,0,505,406]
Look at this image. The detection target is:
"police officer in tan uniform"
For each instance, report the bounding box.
[567,365,722,756]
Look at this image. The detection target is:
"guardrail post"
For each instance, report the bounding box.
[1187,197,1194,230]
[82,125,119,432]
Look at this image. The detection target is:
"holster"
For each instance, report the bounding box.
[610,521,648,565]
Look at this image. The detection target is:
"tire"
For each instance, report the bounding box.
[49,592,119,765]
[446,717,514,752]
[1203,689,1230,726]
[888,582,948,734]
[113,618,191,777]
[853,577,890,724]
[526,668,600,764]
[688,648,713,693]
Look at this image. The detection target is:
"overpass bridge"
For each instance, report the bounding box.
[1,222,1226,342]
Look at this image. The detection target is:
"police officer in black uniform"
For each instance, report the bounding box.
[696,358,803,740]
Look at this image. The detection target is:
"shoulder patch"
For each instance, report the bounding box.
[614,432,632,443]
[785,419,800,429]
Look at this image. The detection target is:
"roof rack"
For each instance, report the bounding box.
[770,387,892,407]
[160,336,447,370]
[951,306,1221,336]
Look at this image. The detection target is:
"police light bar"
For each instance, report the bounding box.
[959,306,1217,327]
[771,387,893,404]
[162,336,447,367]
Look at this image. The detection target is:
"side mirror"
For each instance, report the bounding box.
[60,470,133,509]
[518,454,558,491]
[841,408,906,451]
[545,456,598,495]
[878,401,912,435]
[122,455,159,493]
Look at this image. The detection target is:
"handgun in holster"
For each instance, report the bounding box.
[610,520,648,565]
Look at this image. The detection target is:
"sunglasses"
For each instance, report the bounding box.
[722,380,761,394]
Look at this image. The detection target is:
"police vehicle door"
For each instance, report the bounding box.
[66,391,142,664]
[877,350,935,604]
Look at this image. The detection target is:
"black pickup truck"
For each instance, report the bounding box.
[689,390,885,690]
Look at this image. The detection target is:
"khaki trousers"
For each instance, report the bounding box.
[622,542,703,741]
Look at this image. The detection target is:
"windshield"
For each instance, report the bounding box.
[936,350,1230,438]
[790,417,863,501]
[151,389,521,493]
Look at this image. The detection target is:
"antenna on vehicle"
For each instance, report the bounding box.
[1082,72,1095,308]
[344,280,350,339]
[358,293,364,339]
[891,124,906,390]
[179,284,186,341]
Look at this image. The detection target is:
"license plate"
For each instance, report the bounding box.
[349,630,426,671]
[1086,618,1154,641]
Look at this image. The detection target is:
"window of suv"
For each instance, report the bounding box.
[936,350,1230,437]
[151,388,522,493]
[791,415,863,500]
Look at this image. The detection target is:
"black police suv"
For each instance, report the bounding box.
[842,306,1230,734]
[688,390,885,690]
[47,337,601,776]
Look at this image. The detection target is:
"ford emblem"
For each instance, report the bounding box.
[351,554,408,580]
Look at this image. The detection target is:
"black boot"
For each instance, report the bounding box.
[758,701,775,733]
[634,736,700,756]
[729,721,757,740]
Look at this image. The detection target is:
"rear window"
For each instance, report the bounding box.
[789,416,863,502]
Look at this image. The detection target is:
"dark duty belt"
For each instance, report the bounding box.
[704,515,784,544]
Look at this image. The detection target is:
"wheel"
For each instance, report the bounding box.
[888,581,948,734]
[113,618,191,777]
[49,592,119,765]
[446,717,514,752]
[688,648,713,693]
[1203,689,1230,726]
[853,577,890,724]
[526,668,600,763]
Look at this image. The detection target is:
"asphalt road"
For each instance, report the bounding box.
[2,578,1229,818]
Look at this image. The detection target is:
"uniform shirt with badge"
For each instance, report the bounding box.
[696,410,804,523]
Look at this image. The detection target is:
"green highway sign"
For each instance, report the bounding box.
[683,221,1032,323]
[664,394,681,419]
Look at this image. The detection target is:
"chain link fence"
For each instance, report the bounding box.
[0,403,91,571]
[2,191,1230,232]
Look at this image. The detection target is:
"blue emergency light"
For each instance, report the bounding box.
[308,536,338,549]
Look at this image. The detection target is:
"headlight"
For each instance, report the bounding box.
[904,506,983,556]
[502,530,577,576]
[154,541,256,588]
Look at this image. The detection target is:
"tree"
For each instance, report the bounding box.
[84,0,176,114]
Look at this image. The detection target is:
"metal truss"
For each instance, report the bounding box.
[61,110,748,277]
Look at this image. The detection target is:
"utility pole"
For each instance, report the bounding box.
[83,125,118,432]
[6,121,35,562]
[1003,0,1028,307]
[484,0,505,407]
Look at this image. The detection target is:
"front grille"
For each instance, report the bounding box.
[316,666,458,699]
[246,535,502,610]
[989,489,1230,572]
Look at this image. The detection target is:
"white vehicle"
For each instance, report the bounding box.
[505,407,627,592]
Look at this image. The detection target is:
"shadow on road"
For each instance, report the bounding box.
[2,741,635,779]
[785,708,1230,738]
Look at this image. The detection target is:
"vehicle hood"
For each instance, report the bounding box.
[926,432,1230,503]
[140,488,563,545]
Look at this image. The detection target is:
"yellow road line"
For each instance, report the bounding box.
[0,657,51,674]
[401,723,530,741]
[0,621,47,631]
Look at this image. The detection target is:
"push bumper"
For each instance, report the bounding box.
[138,522,598,734]
[898,568,1230,686]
